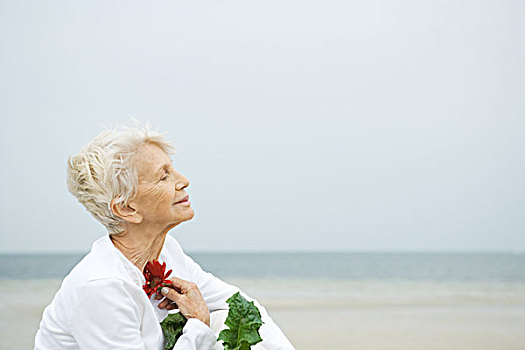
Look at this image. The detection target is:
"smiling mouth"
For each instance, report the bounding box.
[174,195,189,204]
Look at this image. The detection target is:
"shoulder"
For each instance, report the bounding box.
[64,249,126,285]
[65,234,143,285]
[72,278,144,310]
[61,266,145,314]
[37,236,151,345]
[56,235,145,313]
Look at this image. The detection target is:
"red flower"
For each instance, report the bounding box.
[143,259,173,297]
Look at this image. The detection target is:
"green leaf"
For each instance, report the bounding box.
[218,292,264,350]
[160,312,188,350]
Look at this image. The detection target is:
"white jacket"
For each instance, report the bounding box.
[34,234,295,350]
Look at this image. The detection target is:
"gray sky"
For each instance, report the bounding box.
[1,0,524,253]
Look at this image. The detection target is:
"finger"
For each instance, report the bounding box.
[161,286,182,302]
[158,298,171,309]
[166,303,178,310]
[155,291,164,300]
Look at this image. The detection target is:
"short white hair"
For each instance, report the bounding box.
[67,122,175,235]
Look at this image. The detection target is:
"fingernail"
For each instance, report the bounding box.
[161,287,169,295]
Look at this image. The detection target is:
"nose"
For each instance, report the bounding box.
[175,172,190,191]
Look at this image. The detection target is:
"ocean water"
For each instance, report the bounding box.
[1,251,524,282]
[2,252,525,350]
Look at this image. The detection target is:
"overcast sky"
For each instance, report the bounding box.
[1,0,524,253]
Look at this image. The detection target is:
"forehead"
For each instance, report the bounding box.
[133,143,171,180]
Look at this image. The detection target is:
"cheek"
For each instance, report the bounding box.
[142,185,173,209]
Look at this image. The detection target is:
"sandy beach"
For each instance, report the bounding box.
[1,278,525,350]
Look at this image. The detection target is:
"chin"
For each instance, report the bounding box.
[186,209,195,221]
[178,209,195,223]
[167,215,194,231]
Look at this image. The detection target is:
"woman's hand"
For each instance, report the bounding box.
[156,276,211,327]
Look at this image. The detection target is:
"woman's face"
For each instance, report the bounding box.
[129,143,194,230]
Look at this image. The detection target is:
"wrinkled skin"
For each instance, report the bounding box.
[111,143,194,269]
[110,143,210,326]
[156,277,210,327]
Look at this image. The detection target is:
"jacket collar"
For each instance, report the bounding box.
[90,234,147,287]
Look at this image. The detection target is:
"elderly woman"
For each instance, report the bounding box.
[34,125,295,350]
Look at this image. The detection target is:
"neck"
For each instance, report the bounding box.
[110,224,171,272]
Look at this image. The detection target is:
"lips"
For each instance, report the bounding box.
[174,195,189,204]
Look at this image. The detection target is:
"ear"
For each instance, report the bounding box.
[110,198,143,224]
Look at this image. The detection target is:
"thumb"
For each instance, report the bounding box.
[161,286,182,302]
